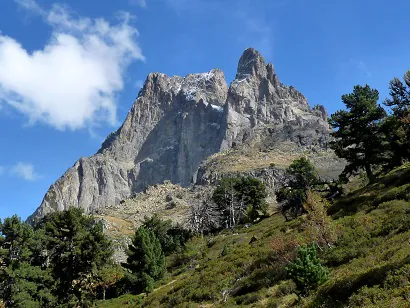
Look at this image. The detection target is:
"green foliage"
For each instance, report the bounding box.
[0,216,57,307]
[276,157,318,220]
[303,191,337,248]
[0,208,114,306]
[94,163,410,307]
[37,207,113,304]
[0,215,36,267]
[380,115,409,169]
[96,265,125,300]
[220,244,229,257]
[287,157,319,189]
[212,176,268,227]
[4,263,56,308]
[142,214,192,255]
[383,72,410,166]
[329,84,387,182]
[235,176,269,221]
[384,71,410,115]
[275,187,306,220]
[286,245,329,294]
[125,226,166,293]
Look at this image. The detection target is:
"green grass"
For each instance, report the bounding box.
[96,163,410,307]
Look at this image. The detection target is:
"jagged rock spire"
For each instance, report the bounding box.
[235,48,267,80]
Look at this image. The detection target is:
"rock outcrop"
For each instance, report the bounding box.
[222,48,330,150]
[29,48,333,222]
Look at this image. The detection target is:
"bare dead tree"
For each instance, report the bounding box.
[188,196,221,235]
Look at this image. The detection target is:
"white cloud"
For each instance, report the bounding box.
[14,0,44,15]
[0,1,144,130]
[129,0,147,8]
[10,162,41,181]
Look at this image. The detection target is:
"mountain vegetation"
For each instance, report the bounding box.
[1,66,410,307]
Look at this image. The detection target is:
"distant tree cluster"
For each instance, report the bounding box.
[188,176,268,233]
[212,176,268,228]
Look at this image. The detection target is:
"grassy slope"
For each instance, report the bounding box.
[98,163,410,307]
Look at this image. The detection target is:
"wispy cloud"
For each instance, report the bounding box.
[0,0,144,131]
[0,162,41,181]
[14,0,44,15]
[129,0,147,8]
[11,162,41,181]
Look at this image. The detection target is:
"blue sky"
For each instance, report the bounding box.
[0,0,409,220]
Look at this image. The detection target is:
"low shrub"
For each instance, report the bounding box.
[286,245,329,294]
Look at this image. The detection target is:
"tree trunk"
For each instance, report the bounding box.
[103,288,106,301]
[365,163,375,183]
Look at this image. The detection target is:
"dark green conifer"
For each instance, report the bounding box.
[125,226,166,292]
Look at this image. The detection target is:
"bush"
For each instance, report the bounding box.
[286,245,329,294]
[348,286,388,307]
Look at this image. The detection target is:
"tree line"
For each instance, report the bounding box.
[0,176,269,307]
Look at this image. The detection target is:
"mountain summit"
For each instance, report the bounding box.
[29,48,331,221]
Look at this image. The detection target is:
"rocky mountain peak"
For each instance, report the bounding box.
[28,48,332,222]
[235,48,267,80]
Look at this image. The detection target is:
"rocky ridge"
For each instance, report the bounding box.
[29,48,338,222]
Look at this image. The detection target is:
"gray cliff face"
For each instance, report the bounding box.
[30,69,228,221]
[222,48,330,150]
[29,48,331,221]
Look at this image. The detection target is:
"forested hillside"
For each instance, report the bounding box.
[1,69,410,307]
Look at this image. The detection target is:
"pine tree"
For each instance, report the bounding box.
[383,71,410,167]
[142,214,192,255]
[125,226,166,293]
[286,244,329,294]
[4,263,56,307]
[276,157,318,220]
[234,176,268,222]
[287,157,319,189]
[37,207,113,304]
[329,85,387,183]
[0,216,56,307]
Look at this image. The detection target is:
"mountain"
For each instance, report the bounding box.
[29,48,335,222]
